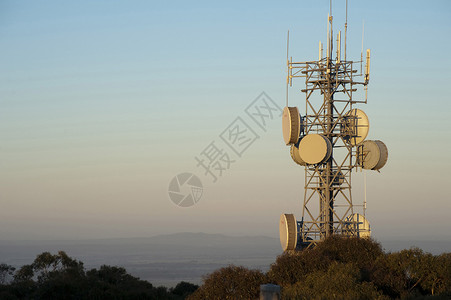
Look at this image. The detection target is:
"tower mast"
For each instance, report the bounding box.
[280,2,387,251]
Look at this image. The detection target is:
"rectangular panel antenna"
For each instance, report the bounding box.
[365,49,371,82]
[319,41,323,60]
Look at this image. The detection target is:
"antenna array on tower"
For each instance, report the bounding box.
[279,2,387,251]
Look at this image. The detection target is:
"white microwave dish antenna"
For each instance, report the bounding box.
[282,107,301,145]
[279,213,297,251]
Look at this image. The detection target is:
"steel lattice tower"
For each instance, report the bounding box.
[279,6,386,251]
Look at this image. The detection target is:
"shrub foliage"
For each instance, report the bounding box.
[192,236,451,299]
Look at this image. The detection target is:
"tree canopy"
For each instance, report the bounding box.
[0,251,198,300]
[189,236,451,300]
[1,237,450,299]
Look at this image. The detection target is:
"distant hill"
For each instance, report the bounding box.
[0,232,281,287]
[1,233,450,287]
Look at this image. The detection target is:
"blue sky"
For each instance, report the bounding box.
[0,0,450,242]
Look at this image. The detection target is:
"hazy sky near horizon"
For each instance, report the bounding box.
[1,1,450,241]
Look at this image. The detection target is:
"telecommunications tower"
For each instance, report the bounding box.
[279,2,388,251]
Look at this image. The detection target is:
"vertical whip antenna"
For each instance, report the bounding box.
[344,0,348,61]
[329,2,333,61]
[286,30,290,107]
[319,41,323,61]
[327,14,333,60]
[361,20,364,74]
[330,0,332,17]
[326,14,330,60]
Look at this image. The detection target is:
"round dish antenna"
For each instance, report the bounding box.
[290,144,306,166]
[360,140,388,170]
[342,109,370,146]
[299,134,332,164]
[345,213,371,238]
[279,213,297,251]
[282,107,301,145]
